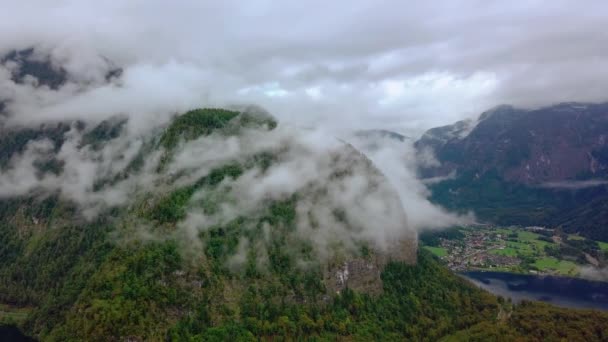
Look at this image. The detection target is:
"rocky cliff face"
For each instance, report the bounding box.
[416,102,608,241]
[324,237,417,296]
[417,103,608,184]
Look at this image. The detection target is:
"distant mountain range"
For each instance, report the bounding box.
[416,102,608,241]
[354,129,408,142]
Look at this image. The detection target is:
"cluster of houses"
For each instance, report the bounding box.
[438,230,521,272]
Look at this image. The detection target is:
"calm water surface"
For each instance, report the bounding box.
[461,271,608,311]
[0,325,36,341]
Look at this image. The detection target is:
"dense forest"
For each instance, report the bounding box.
[1,108,607,341]
[429,170,608,242]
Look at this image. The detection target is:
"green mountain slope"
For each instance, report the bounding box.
[0,108,607,341]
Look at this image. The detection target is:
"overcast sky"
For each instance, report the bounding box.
[1,0,608,134]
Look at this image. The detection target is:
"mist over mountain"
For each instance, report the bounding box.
[0,45,431,340]
[3,2,608,340]
[2,102,605,341]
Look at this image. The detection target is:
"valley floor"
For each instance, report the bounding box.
[423,225,608,279]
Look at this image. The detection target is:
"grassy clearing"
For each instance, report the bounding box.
[568,234,585,241]
[490,247,518,257]
[495,228,512,235]
[0,304,31,324]
[530,239,552,249]
[517,231,540,241]
[598,241,608,252]
[424,246,448,257]
[533,257,578,275]
[505,241,534,256]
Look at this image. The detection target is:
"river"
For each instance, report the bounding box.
[461,271,608,311]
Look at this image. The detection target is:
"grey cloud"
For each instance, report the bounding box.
[1,1,607,133]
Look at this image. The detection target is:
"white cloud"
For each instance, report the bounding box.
[305,86,322,100]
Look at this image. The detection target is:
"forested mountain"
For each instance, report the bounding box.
[416,102,608,241]
[0,106,606,341]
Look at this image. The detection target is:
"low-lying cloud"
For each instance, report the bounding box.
[0,110,424,257]
[177,125,418,258]
[2,1,608,134]
[538,180,608,190]
[346,132,472,231]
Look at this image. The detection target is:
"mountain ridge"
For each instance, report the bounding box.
[416,101,608,241]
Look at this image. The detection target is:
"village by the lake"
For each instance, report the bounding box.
[422,225,608,278]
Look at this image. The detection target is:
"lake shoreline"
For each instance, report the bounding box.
[462,267,608,283]
[460,271,608,311]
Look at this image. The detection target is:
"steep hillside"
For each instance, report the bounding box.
[416,102,608,241]
[0,107,420,340]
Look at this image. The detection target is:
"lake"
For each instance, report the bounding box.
[461,271,608,311]
[0,325,36,342]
